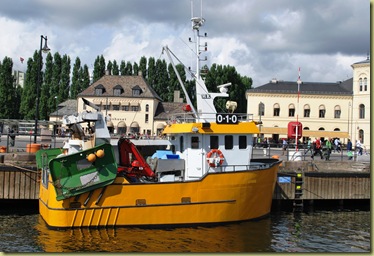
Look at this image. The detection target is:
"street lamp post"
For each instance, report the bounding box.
[34,35,50,143]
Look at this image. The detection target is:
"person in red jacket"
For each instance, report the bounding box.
[312,137,323,159]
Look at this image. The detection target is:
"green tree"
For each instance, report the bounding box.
[147,57,156,85]
[70,57,81,99]
[107,60,113,75]
[167,63,186,102]
[139,56,147,78]
[0,57,17,118]
[112,60,119,75]
[153,59,168,101]
[40,52,53,120]
[93,55,105,82]
[20,51,39,119]
[119,60,126,75]
[133,62,139,76]
[125,61,133,75]
[60,54,71,101]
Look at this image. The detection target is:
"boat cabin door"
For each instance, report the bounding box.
[185,134,204,179]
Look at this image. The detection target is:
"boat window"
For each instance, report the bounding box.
[210,136,219,149]
[225,135,233,150]
[180,136,184,152]
[239,136,247,149]
[191,136,199,149]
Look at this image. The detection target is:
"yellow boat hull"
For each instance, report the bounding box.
[39,164,279,228]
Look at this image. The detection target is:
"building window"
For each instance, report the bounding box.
[146,104,149,112]
[114,88,122,96]
[132,89,141,96]
[145,114,149,123]
[288,104,295,117]
[131,106,139,112]
[112,105,120,111]
[303,104,310,117]
[210,136,219,149]
[122,105,129,111]
[273,103,280,117]
[225,135,233,150]
[359,129,364,143]
[334,105,341,118]
[359,104,365,119]
[94,84,105,95]
[103,104,110,110]
[319,105,326,118]
[364,78,367,91]
[95,88,103,95]
[359,78,363,91]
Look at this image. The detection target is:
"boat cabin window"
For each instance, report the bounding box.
[225,135,233,150]
[239,136,247,149]
[191,136,199,149]
[210,136,218,149]
[180,136,184,152]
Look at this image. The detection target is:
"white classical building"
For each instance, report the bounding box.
[246,57,370,151]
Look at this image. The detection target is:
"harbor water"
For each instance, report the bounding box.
[0,201,370,253]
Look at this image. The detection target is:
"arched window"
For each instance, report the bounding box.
[364,78,367,91]
[304,104,310,117]
[273,103,280,117]
[359,129,364,144]
[288,104,295,117]
[319,105,326,118]
[334,128,340,131]
[359,78,363,91]
[145,104,149,112]
[359,104,365,119]
[334,105,341,118]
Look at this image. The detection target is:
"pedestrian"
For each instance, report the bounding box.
[304,138,313,156]
[324,138,332,160]
[263,138,269,155]
[347,139,353,160]
[333,138,339,153]
[9,129,15,147]
[282,138,287,155]
[355,139,363,156]
[312,137,323,159]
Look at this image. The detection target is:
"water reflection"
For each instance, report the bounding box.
[270,211,371,252]
[34,216,273,253]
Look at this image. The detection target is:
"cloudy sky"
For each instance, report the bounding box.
[0,0,370,87]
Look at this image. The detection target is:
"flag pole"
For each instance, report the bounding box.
[296,67,301,151]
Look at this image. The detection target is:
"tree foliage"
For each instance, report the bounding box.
[4,52,252,122]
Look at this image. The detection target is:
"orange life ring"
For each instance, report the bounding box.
[206,149,224,167]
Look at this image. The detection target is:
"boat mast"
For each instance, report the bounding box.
[190,0,230,122]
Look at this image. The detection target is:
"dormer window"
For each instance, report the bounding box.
[94,84,105,96]
[132,85,142,96]
[113,85,124,96]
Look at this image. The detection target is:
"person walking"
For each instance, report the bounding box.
[282,138,288,155]
[9,129,15,147]
[312,137,323,159]
[355,139,363,156]
[324,138,332,160]
[347,139,353,160]
[304,138,313,156]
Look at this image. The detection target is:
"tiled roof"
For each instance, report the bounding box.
[50,99,77,117]
[78,75,162,101]
[248,78,353,95]
[154,102,194,120]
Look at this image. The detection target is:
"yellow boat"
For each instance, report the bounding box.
[36,11,281,228]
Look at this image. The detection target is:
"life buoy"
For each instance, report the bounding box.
[206,149,224,167]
